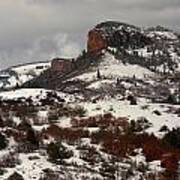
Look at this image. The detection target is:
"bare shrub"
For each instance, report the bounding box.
[7,172,24,180]
[0,152,19,168]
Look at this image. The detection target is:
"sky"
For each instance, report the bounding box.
[0,0,180,69]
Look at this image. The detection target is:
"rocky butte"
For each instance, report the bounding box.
[87,21,153,56]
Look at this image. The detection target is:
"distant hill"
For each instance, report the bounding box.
[0,61,50,90]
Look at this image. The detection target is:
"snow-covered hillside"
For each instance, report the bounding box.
[72,52,153,83]
[0,21,180,180]
[0,62,50,90]
[78,98,180,137]
[0,86,179,179]
[0,88,76,104]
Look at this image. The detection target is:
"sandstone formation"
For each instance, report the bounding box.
[87,29,107,55]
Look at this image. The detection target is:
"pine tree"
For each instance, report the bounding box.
[26,127,39,147]
[97,69,101,79]
[7,172,24,180]
[116,78,120,85]
[0,133,8,150]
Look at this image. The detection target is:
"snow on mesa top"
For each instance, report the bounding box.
[95,21,140,34]
[146,26,179,41]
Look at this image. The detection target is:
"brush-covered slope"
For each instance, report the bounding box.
[0,21,180,180]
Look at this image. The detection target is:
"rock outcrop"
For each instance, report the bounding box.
[87,21,180,75]
[87,29,107,55]
[87,21,152,55]
[51,58,73,74]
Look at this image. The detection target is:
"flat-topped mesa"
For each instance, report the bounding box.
[87,21,152,55]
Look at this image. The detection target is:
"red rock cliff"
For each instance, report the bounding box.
[87,30,107,55]
[51,58,72,73]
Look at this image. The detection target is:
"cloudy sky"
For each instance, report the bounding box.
[0,0,180,69]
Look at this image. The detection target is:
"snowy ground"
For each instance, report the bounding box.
[0,62,50,90]
[0,88,76,103]
[0,88,179,179]
[2,152,55,180]
[72,53,154,83]
[78,98,180,137]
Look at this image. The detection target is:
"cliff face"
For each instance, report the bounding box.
[87,29,107,55]
[51,58,73,73]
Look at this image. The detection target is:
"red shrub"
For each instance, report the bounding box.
[71,114,129,132]
[103,113,114,120]
[161,153,179,173]
[42,125,61,138]
[143,139,164,161]
[103,138,134,157]
[42,125,89,143]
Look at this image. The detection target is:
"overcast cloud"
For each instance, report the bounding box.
[0,0,179,69]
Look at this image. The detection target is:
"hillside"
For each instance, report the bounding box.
[0,21,180,179]
[88,21,180,74]
[0,61,50,90]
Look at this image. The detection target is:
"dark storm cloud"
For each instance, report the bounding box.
[0,0,179,69]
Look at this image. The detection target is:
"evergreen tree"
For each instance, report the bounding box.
[26,128,39,147]
[97,69,101,79]
[47,142,73,163]
[0,133,8,150]
[163,128,180,148]
[7,172,24,180]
